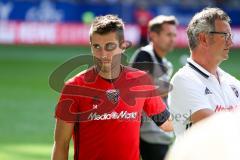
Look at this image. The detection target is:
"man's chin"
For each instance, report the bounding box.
[223,52,229,60]
[218,55,229,64]
[165,47,174,53]
[223,56,229,61]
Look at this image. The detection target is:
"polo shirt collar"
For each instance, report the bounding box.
[187,58,211,78]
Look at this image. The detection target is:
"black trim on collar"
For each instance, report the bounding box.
[187,62,209,78]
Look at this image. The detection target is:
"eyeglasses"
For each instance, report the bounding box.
[209,31,233,41]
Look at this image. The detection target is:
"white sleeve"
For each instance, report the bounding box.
[168,74,212,135]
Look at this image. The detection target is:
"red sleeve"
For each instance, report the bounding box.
[142,75,167,117]
[55,82,79,123]
[143,93,166,117]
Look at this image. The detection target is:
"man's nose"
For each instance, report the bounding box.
[100,49,111,59]
[227,37,234,48]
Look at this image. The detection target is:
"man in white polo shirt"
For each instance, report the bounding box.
[168,7,240,136]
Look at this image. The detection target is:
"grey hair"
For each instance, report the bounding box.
[187,7,231,50]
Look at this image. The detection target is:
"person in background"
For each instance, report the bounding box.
[134,4,153,46]
[130,15,178,160]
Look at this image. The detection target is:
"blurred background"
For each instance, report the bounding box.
[0,0,239,159]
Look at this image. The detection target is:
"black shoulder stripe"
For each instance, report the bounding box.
[188,62,209,78]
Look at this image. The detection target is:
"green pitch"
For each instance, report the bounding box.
[0,45,239,160]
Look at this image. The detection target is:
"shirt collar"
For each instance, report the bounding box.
[187,58,211,78]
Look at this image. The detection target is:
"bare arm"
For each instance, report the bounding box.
[51,119,74,160]
[159,109,214,131]
[190,108,214,124]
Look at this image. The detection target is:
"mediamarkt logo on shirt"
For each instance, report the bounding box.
[215,105,239,112]
[88,111,138,120]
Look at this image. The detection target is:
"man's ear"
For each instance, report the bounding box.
[198,32,209,48]
[119,40,131,54]
[120,40,132,50]
[89,42,92,51]
[149,31,157,42]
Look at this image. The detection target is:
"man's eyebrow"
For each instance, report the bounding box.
[92,41,118,45]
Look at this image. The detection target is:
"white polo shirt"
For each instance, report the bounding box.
[168,58,240,136]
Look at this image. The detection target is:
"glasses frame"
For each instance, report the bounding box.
[209,31,233,41]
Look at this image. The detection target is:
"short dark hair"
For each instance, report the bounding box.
[89,14,125,42]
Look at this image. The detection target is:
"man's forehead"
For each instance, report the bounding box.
[91,32,118,44]
[214,20,231,31]
[162,23,177,30]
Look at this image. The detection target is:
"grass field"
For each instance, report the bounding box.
[0,45,239,160]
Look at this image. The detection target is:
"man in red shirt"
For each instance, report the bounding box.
[51,14,172,160]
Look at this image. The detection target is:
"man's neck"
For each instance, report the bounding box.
[191,54,218,76]
[97,66,122,80]
[153,45,166,58]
